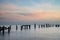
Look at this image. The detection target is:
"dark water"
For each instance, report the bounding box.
[0,25,60,40]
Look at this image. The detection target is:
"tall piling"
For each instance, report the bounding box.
[2,26,5,35]
[29,25,31,29]
[21,25,23,31]
[8,27,10,34]
[34,24,36,29]
[16,25,18,30]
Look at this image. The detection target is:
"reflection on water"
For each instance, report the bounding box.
[0,24,60,40]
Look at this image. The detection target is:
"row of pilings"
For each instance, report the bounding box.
[39,24,60,28]
[0,25,11,35]
[0,24,60,35]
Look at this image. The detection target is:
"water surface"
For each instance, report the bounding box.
[0,25,60,40]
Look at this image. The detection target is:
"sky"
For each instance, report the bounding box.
[0,0,60,24]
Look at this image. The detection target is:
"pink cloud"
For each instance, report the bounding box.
[0,12,59,21]
[0,3,60,21]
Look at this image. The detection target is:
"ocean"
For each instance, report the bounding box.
[0,24,60,40]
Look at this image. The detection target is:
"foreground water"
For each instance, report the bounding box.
[0,25,60,40]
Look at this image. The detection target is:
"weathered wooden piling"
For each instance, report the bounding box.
[21,26,23,31]
[0,25,11,34]
[8,25,11,33]
[34,24,36,27]
[41,24,45,28]
[16,25,18,30]
[55,24,60,27]
[2,26,5,34]
[46,24,51,27]
[9,25,11,31]
[0,27,1,32]
[34,24,36,29]
[20,25,31,31]
[29,25,31,29]
[8,27,10,33]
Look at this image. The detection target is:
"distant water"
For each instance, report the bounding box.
[0,25,60,40]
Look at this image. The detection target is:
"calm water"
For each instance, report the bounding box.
[0,25,60,40]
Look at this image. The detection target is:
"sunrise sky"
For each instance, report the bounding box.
[0,0,60,24]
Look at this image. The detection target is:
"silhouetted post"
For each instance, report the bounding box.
[2,26,4,35]
[8,27,10,34]
[29,25,31,29]
[34,24,36,29]
[57,24,60,27]
[21,26,23,31]
[0,27,1,34]
[41,24,45,28]
[9,25,11,30]
[55,24,57,27]
[0,27,1,32]
[0,27,1,33]
[46,24,51,27]
[55,24,60,27]
[16,25,18,30]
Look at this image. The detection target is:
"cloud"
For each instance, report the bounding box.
[0,11,60,21]
[0,3,34,13]
[0,1,60,21]
[0,1,60,14]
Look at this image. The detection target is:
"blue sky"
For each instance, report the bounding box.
[0,0,60,6]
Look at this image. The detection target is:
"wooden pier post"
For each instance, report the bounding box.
[34,24,36,29]
[8,27,10,34]
[21,25,23,31]
[0,26,1,32]
[0,25,12,35]
[16,25,18,30]
[29,25,31,29]
[2,26,5,35]
[41,24,45,28]
[20,25,31,31]
[46,24,52,27]
[55,24,60,27]
[9,25,11,30]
